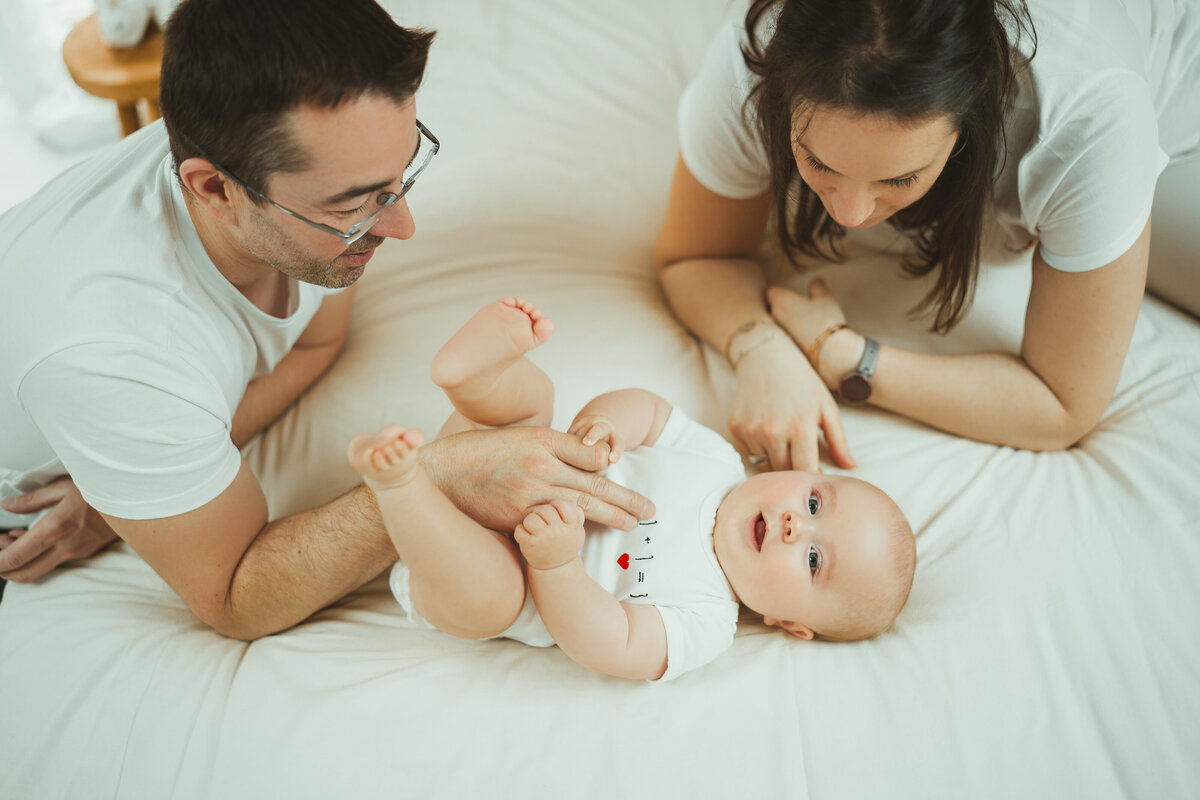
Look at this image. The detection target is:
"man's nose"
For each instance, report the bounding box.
[371,197,416,240]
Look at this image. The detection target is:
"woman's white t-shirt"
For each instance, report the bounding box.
[678,0,1200,271]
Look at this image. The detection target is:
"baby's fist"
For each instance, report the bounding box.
[515,500,586,571]
[568,414,625,464]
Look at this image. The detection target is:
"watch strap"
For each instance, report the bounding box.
[857,337,879,378]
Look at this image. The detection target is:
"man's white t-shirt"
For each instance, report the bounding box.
[390,408,747,682]
[0,121,338,525]
[678,0,1200,271]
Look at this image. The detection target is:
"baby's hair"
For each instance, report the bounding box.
[814,506,916,642]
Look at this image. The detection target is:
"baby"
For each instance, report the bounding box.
[349,298,915,681]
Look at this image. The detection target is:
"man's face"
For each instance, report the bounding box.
[238,94,421,288]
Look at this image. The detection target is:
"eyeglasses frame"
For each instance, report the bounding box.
[184,119,440,246]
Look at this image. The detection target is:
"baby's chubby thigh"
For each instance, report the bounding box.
[388,560,554,647]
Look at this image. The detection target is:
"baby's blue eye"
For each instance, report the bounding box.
[808,546,820,573]
[808,492,820,515]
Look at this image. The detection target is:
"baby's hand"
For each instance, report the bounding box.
[568,414,625,464]
[515,500,586,571]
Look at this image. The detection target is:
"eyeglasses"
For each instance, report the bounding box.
[191,119,439,246]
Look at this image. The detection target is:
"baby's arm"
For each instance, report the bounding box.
[568,389,673,463]
[516,501,668,681]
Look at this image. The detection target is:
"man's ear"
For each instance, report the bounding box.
[768,619,815,640]
[177,157,239,225]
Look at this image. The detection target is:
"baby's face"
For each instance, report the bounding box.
[713,471,903,639]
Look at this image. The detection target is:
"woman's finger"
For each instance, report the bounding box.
[765,430,791,473]
[820,406,856,469]
[788,427,822,473]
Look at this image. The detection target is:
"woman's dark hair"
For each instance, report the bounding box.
[743,0,1035,332]
[160,0,434,200]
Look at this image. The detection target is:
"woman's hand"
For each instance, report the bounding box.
[728,334,854,473]
[765,279,860,383]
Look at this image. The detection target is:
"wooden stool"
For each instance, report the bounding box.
[63,14,164,137]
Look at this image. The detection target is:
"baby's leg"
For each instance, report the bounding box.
[348,425,525,638]
[430,297,555,431]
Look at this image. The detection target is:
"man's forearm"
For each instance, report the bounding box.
[221,484,395,639]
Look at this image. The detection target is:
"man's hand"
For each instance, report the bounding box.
[419,426,655,532]
[0,477,119,582]
[515,501,586,571]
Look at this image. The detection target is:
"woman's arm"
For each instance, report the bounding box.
[655,155,853,471]
[772,221,1151,450]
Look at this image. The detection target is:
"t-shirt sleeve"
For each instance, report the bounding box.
[655,600,738,682]
[1028,71,1168,271]
[18,343,242,520]
[677,15,773,199]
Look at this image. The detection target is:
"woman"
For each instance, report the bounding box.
[655,0,1200,472]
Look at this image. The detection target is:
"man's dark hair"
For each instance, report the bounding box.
[159,0,434,200]
[743,0,1035,333]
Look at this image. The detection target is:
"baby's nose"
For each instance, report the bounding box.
[782,512,799,541]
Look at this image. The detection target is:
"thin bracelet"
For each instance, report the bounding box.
[804,322,848,374]
[723,318,774,363]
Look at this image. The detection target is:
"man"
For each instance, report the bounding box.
[0,0,652,635]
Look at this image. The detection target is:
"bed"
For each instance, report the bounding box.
[4,1,1199,797]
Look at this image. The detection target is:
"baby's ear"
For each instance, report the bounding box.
[766,618,815,640]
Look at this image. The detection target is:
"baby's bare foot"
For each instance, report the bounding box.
[430,297,555,392]
[347,425,426,491]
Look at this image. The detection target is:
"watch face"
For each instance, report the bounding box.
[840,374,872,402]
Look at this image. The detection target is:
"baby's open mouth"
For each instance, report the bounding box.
[754,514,765,552]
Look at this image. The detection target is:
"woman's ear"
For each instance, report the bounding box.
[177,157,239,225]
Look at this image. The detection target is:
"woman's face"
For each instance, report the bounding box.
[791,106,960,229]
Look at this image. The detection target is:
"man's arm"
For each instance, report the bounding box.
[97,425,655,639]
[103,460,394,640]
[230,286,355,447]
[0,288,357,584]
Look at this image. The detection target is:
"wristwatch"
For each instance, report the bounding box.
[838,337,879,402]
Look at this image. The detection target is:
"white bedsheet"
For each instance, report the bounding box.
[3,2,1198,798]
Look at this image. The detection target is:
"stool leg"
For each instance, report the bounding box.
[142,98,161,125]
[116,102,140,137]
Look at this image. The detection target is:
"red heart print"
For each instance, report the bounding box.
[617,553,630,570]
